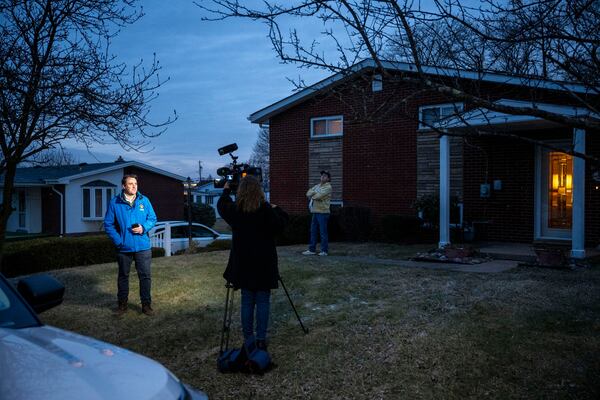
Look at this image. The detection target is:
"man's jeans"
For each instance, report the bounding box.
[117,249,152,304]
[241,289,271,341]
[309,213,330,253]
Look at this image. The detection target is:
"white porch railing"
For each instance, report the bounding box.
[150,222,172,256]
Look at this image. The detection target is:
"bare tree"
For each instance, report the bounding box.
[249,126,270,191]
[0,0,175,260]
[24,147,79,167]
[199,0,599,158]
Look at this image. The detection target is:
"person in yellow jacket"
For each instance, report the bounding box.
[302,170,332,256]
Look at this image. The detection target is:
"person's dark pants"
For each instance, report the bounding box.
[241,289,271,341]
[117,249,152,305]
[309,213,330,253]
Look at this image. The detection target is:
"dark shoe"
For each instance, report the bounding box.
[114,300,128,315]
[142,303,154,316]
[256,339,268,351]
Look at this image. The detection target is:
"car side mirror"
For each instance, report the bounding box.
[17,274,65,314]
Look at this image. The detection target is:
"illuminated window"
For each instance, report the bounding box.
[311,116,343,138]
[419,103,464,130]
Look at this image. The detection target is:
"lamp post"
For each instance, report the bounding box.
[186,177,193,249]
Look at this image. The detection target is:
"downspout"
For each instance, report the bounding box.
[51,186,64,235]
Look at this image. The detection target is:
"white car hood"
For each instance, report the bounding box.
[0,325,182,400]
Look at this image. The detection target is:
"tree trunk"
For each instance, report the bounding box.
[0,161,19,270]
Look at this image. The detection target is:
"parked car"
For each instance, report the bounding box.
[0,272,208,400]
[150,221,231,253]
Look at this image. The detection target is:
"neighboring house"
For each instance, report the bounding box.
[1,159,186,235]
[192,182,224,218]
[249,59,599,258]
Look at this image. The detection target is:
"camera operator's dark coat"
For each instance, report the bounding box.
[217,189,289,290]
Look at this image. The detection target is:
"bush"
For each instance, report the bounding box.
[379,215,425,243]
[333,206,372,242]
[1,235,164,278]
[413,195,461,227]
[185,202,216,227]
[277,214,312,246]
[203,239,231,251]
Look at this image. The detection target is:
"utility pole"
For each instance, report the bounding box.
[186,177,193,248]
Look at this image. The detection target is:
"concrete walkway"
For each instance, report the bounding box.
[324,255,519,273]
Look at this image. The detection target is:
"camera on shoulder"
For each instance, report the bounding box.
[214,143,262,193]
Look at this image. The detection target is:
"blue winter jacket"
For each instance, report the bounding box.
[104,191,157,253]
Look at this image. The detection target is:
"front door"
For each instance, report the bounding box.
[538,147,573,239]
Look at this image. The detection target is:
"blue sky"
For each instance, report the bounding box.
[65,0,328,179]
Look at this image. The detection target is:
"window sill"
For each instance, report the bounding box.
[310,134,343,140]
[82,218,104,222]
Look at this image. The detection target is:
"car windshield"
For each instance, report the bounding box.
[0,276,39,329]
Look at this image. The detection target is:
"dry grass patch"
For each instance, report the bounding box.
[41,243,600,399]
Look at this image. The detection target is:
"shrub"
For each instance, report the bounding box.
[380,215,425,243]
[204,239,231,251]
[333,206,372,242]
[2,235,164,278]
[185,202,216,227]
[277,214,312,245]
[412,195,461,227]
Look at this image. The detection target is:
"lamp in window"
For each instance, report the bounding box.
[552,173,559,190]
[566,174,572,191]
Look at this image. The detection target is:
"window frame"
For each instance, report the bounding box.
[310,115,344,139]
[418,102,464,130]
[82,186,116,221]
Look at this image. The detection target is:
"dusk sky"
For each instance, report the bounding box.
[65,0,329,179]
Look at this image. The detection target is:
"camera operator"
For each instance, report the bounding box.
[217,176,289,351]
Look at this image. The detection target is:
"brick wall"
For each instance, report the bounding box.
[124,167,184,221]
[585,131,600,246]
[463,136,536,242]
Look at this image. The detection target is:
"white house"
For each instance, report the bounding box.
[1,159,187,235]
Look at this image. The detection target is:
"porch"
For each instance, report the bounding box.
[436,99,598,259]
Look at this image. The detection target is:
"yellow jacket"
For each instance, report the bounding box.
[306,183,332,214]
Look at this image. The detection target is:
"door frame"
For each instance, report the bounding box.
[534,142,572,240]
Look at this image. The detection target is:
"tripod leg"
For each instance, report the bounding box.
[278,276,309,334]
[219,284,231,354]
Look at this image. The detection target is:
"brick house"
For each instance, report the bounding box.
[249,59,599,258]
[1,159,186,235]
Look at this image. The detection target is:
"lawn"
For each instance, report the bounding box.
[42,243,600,399]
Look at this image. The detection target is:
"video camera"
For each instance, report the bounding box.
[214,143,262,193]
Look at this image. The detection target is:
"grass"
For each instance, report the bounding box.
[41,243,600,399]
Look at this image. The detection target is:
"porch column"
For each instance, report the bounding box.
[571,128,586,258]
[439,133,450,248]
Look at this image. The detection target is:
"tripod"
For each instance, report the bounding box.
[278,276,309,334]
[219,278,308,343]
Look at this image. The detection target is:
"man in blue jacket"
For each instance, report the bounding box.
[104,174,157,316]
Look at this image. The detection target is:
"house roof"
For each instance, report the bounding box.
[2,160,187,187]
[249,59,594,124]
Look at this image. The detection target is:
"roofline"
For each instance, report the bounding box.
[248,59,594,124]
[44,161,187,184]
[440,99,600,129]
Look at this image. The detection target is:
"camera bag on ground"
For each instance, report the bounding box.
[217,283,274,374]
[243,337,272,374]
